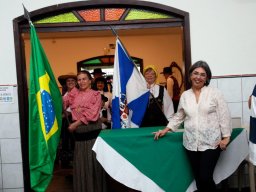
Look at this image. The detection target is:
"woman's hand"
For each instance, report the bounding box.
[68,120,82,132]
[154,127,171,140]
[219,137,230,150]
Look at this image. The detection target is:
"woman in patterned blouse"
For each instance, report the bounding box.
[63,71,107,192]
[154,61,231,192]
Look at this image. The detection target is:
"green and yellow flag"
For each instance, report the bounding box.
[28,22,62,192]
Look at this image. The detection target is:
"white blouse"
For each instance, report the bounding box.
[99,90,112,109]
[148,84,174,121]
[167,86,232,151]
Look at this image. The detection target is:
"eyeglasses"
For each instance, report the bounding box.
[192,71,207,79]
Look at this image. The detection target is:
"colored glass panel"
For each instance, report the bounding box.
[125,9,171,20]
[83,59,101,65]
[105,8,125,21]
[35,13,79,24]
[78,9,100,22]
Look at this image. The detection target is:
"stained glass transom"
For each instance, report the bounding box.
[105,8,125,21]
[125,9,171,20]
[83,59,101,65]
[78,9,100,22]
[35,13,79,23]
[34,8,173,24]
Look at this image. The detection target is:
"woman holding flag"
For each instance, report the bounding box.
[141,65,174,127]
[154,61,232,192]
[63,71,107,192]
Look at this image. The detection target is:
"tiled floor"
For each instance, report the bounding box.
[46,166,252,192]
[46,166,73,192]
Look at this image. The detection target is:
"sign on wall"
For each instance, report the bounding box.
[0,86,14,103]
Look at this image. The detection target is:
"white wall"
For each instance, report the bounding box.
[149,0,256,76]
[1,0,256,84]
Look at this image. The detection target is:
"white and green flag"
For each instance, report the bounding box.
[93,127,248,192]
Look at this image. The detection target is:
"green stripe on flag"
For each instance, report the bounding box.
[99,127,244,192]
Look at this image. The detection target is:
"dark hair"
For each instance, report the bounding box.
[77,70,92,80]
[93,77,108,92]
[189,60,212,86]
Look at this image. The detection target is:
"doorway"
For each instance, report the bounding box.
[13,1,191,190]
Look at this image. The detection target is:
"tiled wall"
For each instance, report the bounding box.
[0,86,24,192]
[0,76,255,191]
[210,76,256,130]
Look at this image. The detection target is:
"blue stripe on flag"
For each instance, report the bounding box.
[118,43,134,95]
[250,85,256,144]
[112,39,149,129]
[253,85,256,97]
[112,96,122,129]
[128,91,150,126]
[250,116,256,144]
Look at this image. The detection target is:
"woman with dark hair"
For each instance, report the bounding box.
[93,77,112,110]
[63,70,107,192]
[154,61,231,192]
[57,72,78,168]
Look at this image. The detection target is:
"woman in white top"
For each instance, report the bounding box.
[141,65,174,127]
[154,61,232,192]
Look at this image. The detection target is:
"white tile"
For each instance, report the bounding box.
[0,163,2,189]
[231,117,241,128]
[209,79,218,88]
[242,76,256,102]
[0,113,20,139]
[227,102,242,118]
[0,86,18,113]
[217,78,242,102]
[0,139,22,163]
[242,101,251,129]
[2,164,23,189]
[3,189,24,192]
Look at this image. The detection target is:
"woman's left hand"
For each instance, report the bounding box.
[68,120,82,132]
[218,137,230,150]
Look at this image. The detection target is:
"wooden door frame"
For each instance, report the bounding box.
[13,0,191,190]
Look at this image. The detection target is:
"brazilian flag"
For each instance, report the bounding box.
[28,23,62,192]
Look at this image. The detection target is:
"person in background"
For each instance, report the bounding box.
[106,75,113,93]
[248,85,256,109]
[91,68,106,81]
[57,72,78,168]
[93,77,112,110]
[100,94,111,129]
[63,71,107,192]
[141,65,174,127]
[160,65,180,112]
[154,61,232,192]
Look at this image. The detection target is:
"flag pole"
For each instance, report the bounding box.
[110,26,168,125]
[109,26,143,76]
[22,4,33,26]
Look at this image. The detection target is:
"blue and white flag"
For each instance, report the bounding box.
[112,38,150,129]
[249,84,256,165]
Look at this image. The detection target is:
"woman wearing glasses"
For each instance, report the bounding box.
[154,61,231,192]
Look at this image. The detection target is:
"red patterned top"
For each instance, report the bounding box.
[63,88,101,125]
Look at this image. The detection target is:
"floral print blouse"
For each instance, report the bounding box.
[167,86,232,151]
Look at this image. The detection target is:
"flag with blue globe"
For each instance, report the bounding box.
[28,22,62,191]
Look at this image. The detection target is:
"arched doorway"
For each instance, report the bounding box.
[13,0,191,190]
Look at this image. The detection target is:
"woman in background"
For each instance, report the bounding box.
[57,72,77,168]
[141,65,174,127]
